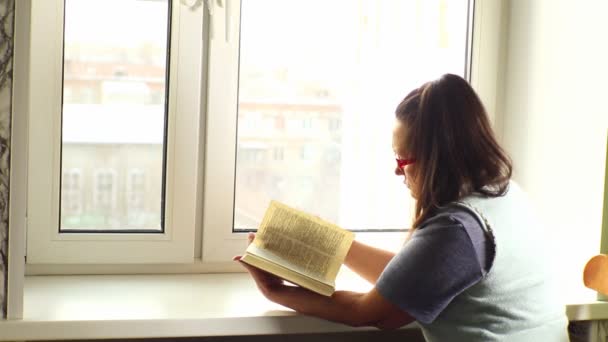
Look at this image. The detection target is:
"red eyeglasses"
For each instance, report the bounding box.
[395,157,416,168]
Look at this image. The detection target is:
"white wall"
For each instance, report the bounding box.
[502,0,608,295]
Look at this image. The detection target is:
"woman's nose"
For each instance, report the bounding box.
[395,166,404,176]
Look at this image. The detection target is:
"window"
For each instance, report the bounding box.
[302,118,314,130]
[127,170,146,213]
[202,0,472,262]
[91,169,117,224]
[328,118,341,132]
[61,0,167,231]
[24,0,473,266]
[272,147,284,161]
[26,0,203,263]
[61,169,83,217]
[299,145,315,161]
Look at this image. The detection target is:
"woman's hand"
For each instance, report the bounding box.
[238,259,285,300]
[234,233,413,329]
[233,232,285,300]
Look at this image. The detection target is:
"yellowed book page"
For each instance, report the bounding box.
[253,201,355,283]
[245,243,330,285]
[240,251,334,296]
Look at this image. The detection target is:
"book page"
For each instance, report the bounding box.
[253,201,354,282]
[242,245,334,296]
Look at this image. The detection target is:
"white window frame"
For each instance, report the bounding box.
[16,0,509,271]
[201,0,245,263]
[25,0,204,264]
[201,0,507,264]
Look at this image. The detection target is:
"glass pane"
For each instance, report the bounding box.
[235,0,469,230]
[60,0,170,231]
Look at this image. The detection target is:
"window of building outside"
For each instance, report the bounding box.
[127,169,147,225]
[61,169,83,217]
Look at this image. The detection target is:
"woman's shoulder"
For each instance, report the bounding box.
[419,204,485,231]
[415,205,487,244]
[418,204,495,274]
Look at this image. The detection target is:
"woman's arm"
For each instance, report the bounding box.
[238,261,414,329]
[345,240,396,284]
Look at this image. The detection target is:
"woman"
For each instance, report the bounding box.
[236,74,569,341]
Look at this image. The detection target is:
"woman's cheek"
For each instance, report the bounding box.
[405,166,415,182]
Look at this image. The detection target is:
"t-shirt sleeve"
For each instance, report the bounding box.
[375,216,485,324]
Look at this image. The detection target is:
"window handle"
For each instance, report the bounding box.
[181,0,203,10]
[224,0,231,43]
[204,0,231,42]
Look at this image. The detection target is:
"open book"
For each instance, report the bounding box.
[240,201,354,296]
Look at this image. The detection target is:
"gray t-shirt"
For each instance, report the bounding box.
[376,206,494,324]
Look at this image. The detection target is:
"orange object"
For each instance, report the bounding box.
[583,254,608,295]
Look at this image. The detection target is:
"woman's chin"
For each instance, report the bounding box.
[403,180,417,198]
[405,184,417,199]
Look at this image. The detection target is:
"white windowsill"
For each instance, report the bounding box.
[0,272,605,341]
[0,271,412,341]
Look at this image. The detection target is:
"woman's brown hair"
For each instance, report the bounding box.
[396,74,512,228]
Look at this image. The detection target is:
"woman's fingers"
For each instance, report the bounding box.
[241,262,282,285]
[238,261,285,298]
[232,233,255,263]
[237,232,287,299]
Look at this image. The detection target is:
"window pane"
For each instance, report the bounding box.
[235,0,469,230]
[60,0,170,231]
